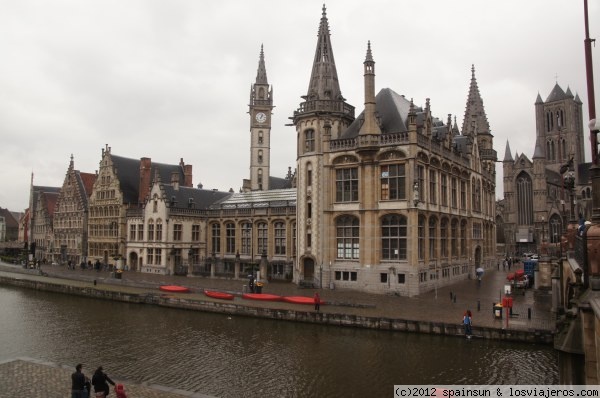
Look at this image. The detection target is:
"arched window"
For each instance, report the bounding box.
[451,219,458,258]
[274,222,286,255]
[381,214,407,260]
[429,217,437,259]
[516,172,534,225]
[418,215,426,260]
[549,215,562,243]
[258,131,263,144]
[305,129,315,152]
[257,222,268,255]
[440,218,449,258]
[460,219,467,256]
[156,219,163,241]
[258,150,263,164]
[336,216,359,259]
[225,222,235,254]
[148,219,155,241]
[211,223,221,254]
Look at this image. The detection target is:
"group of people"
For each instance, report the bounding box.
[71,364,127,398]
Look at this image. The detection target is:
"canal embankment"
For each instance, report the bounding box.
[0,263,555,344]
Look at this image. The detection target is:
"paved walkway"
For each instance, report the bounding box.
[0,260,554,331]
[0,357,216,398]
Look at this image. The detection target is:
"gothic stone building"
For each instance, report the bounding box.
[52,155,96,265]
[291,7,497,296]
[499,83,590,256]
[87,145,193,266]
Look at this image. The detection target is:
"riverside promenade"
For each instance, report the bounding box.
[0,260,555,397]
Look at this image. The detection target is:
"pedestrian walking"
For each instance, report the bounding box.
[463,310,473,338]
[71,363,90,398]
[314,292,321,312]
[91,366,115,398]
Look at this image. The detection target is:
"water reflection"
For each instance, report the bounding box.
[0,286,558,397]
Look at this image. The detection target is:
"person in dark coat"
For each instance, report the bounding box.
[71,363,90,398]
[92,366,115,397]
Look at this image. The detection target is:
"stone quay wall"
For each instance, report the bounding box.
[0,275,553,344]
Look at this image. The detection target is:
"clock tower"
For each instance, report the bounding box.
[245,45,273,191]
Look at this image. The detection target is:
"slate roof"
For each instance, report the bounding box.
[110,155,186,205]
[268,176,293,190]
[0,208,18,228]
[341,88,414,139]
[161,185,232,210]
[110,155,141,204]
[545,83,573,103]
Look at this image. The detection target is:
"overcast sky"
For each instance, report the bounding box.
[1,0,599,212]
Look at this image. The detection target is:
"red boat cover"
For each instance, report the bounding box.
[242,293,281,301]
[204,290,234,300]
[282,296,325,305]
[159,285,190,293]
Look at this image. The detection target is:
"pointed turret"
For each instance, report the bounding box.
[305,5,344,102]
[535,93,544,104]
[533,136,545,159]
[358,41,381,137]
[503,140,513,162]
[461,64,491,137]
[255,44,268,85]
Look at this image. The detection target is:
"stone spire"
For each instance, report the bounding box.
[533,136,545,159]
[503,140,513,162]
[461,64,491,137]
[255,44,268,85]
[305,4,344,102]
[358,41,381,137]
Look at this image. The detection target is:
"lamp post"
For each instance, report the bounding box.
[434,259,438,299]
[319,263,323,289]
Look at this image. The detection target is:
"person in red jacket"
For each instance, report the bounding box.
[115,383,128,398]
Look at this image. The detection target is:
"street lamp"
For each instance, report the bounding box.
[319,263,323,288]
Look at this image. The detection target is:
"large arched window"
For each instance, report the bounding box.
[460,219,467,257]
[440,218,449,258]
[336,216,359,259]
[451,219,458,258]
[429,217,438,259]
[211,223,221,254]
[225,222,235,254]
[274,222,286,255]
[381,214,407,260]
[257,222,268,255]
[549,215,562,243]
[418,215,426,260]
[516,172,534,225]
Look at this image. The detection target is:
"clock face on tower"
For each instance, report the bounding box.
[255,112,267,123]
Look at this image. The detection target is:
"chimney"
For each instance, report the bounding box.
[184,164,193,187]
[139,157,152,204]
[171,172,180,190]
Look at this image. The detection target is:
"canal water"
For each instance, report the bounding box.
[0,285,558,397]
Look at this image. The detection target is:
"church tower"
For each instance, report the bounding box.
[291,5,354,283]
[534,84,584,175]
[246,45,273,191]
